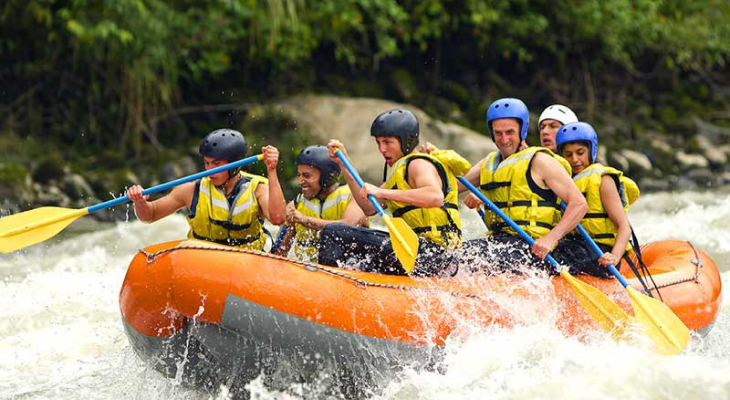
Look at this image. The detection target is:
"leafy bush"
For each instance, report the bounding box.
[0,163,28,186]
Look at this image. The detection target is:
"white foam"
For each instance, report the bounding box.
[1,193,729,399]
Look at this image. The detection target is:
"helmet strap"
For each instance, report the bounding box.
[311,180,324,200]
[218,169,240,194]
[316,182,337,201]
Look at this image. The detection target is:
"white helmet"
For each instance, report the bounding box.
[538,104,578,126]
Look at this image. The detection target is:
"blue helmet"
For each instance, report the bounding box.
[486,98,529,141]
[556,122,598,163]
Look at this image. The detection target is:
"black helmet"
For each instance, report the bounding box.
[199,129,248,161]
[295,145,341,190]
[370,109,419,154]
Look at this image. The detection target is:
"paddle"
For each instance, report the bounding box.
[0,154,264,253]
[457,177,632,339]
[335,150,419,273]
[477,208,488,228]
[271,224,289,254]
[560,204,690,355]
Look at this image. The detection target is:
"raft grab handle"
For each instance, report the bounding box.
[652,241,703,289]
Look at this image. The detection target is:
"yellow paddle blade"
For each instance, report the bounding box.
[626,286,690,355]
[382,216,419,274]
[0,207,88,253]
[559,269,632,340]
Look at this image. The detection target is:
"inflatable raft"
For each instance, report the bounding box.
[119,239,722,392]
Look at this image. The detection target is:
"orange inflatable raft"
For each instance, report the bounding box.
[119,238,722,390]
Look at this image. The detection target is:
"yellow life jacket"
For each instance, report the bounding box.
[291,184,354,262]
[572,163,640,247]
[479,147,572,238]
[187,172,268,250]
[384,150,471,248]
[554,154,571,173]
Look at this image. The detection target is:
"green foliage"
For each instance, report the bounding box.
[439,80,471,108]
[309,0,407,67]
[2,0,730,202]
[31,154,65,184]
[541,0,730,71]
[0,163,28,186]
[236,104,312,198]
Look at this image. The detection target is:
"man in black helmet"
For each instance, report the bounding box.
[126,129,286,250]
[322,109,471,276]
[275,145,367,261]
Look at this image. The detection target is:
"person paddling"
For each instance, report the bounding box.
[275,145,367,261]
[458,98,588,272]
[322,109,471,276]
[126,129,286,250]
[556,122,640,276]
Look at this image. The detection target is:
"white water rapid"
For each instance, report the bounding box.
[1,189,729,399]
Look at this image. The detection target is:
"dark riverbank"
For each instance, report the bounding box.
[2,95,729,222]
[3,2,730,220]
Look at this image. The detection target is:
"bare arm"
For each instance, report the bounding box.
[598,174,631,267]
[288,198,367,231]
[327,139,379,216]
[257,145,286,225]
[340,198,368,227]
[530,152,588,259]
[126,182,194,223]
[457,159,487,209]
[457,159,484,193]
[346,177,377,216]
[360,159,444,208]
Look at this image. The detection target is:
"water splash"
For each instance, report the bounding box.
[1,190,729,399]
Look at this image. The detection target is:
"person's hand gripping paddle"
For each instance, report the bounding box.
[0,154,264,253]
[335,150,419,273]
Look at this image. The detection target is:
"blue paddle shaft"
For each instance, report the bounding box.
[557,203,631,288]
[271,224,289,253]
[86,154,262,213]
[573,218,629,288]
[335,150,387,216]
[457,176,561,268]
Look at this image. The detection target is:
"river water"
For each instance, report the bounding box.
[1,189,728,399]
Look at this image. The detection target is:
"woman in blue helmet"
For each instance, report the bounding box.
[126,129,286,250]
[275,145,368,262]
[457,98,588,273]
[556,122,640,273]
